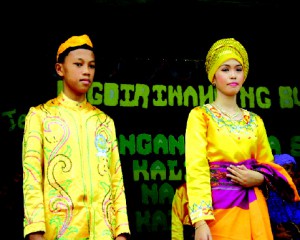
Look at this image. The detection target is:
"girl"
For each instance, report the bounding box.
[185,38,299,240]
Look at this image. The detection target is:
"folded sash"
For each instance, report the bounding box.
[209,159,296,210]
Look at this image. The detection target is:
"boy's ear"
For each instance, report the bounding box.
[55,63,64,77]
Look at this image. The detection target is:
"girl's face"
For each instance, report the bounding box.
[282,163,295,178]
[56,48,96,102]
[213,59,245,97]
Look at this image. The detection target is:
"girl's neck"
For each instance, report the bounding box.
[213,96,238,110]
[212,97,241,120]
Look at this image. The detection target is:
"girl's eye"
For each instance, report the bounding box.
[74,63,82,67]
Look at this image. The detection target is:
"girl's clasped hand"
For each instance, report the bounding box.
[227,165,264,188]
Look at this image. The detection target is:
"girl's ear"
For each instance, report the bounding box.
[212,76,217,86]
[55,63,64,77]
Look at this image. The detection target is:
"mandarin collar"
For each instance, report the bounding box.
[57,92,88,109]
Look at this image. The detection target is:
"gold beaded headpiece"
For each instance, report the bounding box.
[205,38,249,83]
[56,34,93,61]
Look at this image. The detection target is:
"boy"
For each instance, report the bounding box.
[22,34,130,240]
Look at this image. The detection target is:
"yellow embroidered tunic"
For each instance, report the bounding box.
[22,92,130,239]
[185,104,299,240]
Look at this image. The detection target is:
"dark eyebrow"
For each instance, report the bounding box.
[221,63,242,67]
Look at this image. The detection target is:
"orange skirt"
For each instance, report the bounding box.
[208,187,273,240]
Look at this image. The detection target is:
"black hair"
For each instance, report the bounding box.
[57,44,94,63]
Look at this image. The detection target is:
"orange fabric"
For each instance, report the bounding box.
[208,188,272,240]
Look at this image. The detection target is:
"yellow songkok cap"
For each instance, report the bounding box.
[56,34,93,61]
[205,38,249,83]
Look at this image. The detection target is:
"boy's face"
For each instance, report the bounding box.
[282,163,295,177]
[56,48,95,101]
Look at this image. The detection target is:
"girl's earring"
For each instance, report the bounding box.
[212,82,216,87]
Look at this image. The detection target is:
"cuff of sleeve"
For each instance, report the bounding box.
[115,225,131,239]
[24,222,46,238]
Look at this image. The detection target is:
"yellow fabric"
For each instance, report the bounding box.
[171,183,192,240]
[22,92,130,239]
[205,38,249,83]
[56,34,93,61]
[185,104,299,240]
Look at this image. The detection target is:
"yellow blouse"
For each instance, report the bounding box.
[22,92,130,239]
[185,104,274,224]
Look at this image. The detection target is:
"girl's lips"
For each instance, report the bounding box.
[229,82,238,86]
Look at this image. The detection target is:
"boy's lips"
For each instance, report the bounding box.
[80,79,91,84]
